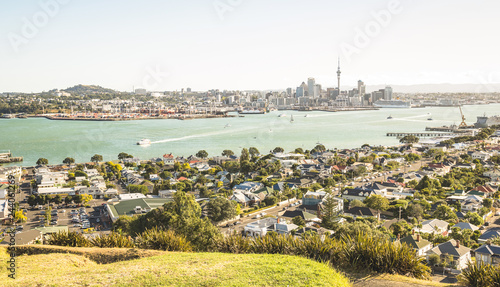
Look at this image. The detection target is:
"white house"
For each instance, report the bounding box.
[426,240,471,270]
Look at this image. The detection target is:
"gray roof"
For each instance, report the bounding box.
[428,240,471,257]
[475,244,500,256]
[479,229,500,241]
[453,222,479,231]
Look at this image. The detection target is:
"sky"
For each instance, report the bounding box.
[1,0,499,93]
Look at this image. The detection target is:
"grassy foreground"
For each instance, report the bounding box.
[0,247,351,286]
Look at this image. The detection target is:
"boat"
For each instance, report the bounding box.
[224,124,231,128]
[290,115,294,123]
[475,115,500,128]
[374,100,411,108]
[427,117,433,121]
[238,109,265,114]
[387,115,393,119]
[304,114,310,117]
[137,139,151,146]
[278,113,286,117]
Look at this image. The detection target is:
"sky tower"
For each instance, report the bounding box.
[336,57,341,92]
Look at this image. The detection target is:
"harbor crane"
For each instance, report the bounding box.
[459,106,467,128]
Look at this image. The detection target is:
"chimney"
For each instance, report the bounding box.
[412,229,415,235]
[417,234,420,242]
[456,240,460,248]
[397,234,400,240]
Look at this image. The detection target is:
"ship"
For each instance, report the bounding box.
[475,115,500,128]
[373,100,411,108]
[387,115,393,119]
[137,139,151,146]
[238,109,266,114]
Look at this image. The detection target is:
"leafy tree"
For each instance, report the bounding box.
[118,152,133,160]
[81,194,93,205]
[273,147,284,153]
[483,198,493,209]
[240,148,250,162]
[349,199,365,208]
[292,216,305,226]
[73,194,83,204]
[91,154,103,164]
[196,150,208,159]
[406,203,424,222]
[294,148,304,154]
[36,158,49,165]
[74,170,88,178]
[390,220,412,237]
[128,184,149,194]
[53,195,62,205]
[364,195,389,211]
[27,195,37,207]
[263,195,278,206]
[222,150,234,157]
[206,197,237,223]
[433,204,457,222]
[400,135,419,144]
[65,195,73,205]
[465,212,484,226]
[249,147,260,158]
[15,210,27,223]
[63,157,75,164]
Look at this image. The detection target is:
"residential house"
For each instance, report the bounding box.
[162,153,175,165]
[478,229,500,244]
[414,219,449,235]
[233,182,264,193]
[471,185,497,198]
[341,188,375,201]
[274,219,299,235]
[400,233,433,257]
[344,206,379,220]
[158,190,176,199]
[243,217,278,237]
[472,151,491,162]
[475,244,500,266]
[426,239,471,270]
[484,170,500,182]
[302,190,327,206]
[281,209,320,223]
[452,222,479,232]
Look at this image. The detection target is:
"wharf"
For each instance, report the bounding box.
[386,132,462,138]
[0,151,23,163]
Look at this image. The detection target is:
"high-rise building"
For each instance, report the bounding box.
[314,84,321,98]
[286,87,293,97]
[296,86,304,98]
[358,80,365,96]
[307,78,315,98]
[384,86,393,100]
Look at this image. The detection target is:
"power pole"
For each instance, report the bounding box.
[399,206,402,221]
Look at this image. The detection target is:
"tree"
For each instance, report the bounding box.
[196,150,208,159]
[65,195,73,205]
[222,150,234,157]
[118,152,133,160]
[27,195,37,207]
[400,135,419,144]
[91,154,103,164]
[390,220,412,237]
[433,204,457,222]
[273,147,284,153]
[206,197,237,223]
[349,199,365,208]
[73,194,83,204]
[53,195,62,205]
[483,198,493,209]
[249,147,260,158]
[321,195,340,229]
[465,212,484,226]
[292,216,306,226]
[240,148,250,162]
[63,157,75,164]
[406,203,424,222]
[36,158,48,165]
[364,195,389,211]
[14,210,27,223]
[81,194,93,205]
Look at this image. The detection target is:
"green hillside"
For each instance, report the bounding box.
[0,247,351,286]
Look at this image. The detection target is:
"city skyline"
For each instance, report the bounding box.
[1,0,499,93]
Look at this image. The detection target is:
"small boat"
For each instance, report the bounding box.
[387,115,393,119]
[137,139,151,146]
[304,114,310,117]
[427,117,433,121]
[224,124,231,128]
[290,115,294,123]
[278,113,286,117]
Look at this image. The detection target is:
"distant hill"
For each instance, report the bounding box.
[63,84,118,95]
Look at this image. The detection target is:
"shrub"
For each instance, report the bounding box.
[459,262,495,287]
[90,232,135,248]
[216,232,251,254]
[47,231,90,247]
[135,228,193,252]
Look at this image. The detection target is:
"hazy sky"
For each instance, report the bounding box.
[1,0,499,93]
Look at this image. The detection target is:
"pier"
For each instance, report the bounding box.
[386,132,460,138]
[0,150,23,163]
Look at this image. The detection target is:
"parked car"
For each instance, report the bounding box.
[73,224,82,228]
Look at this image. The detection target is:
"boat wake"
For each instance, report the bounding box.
[150,126,256,144]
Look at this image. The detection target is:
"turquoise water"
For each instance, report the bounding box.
[1,104,498,166]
